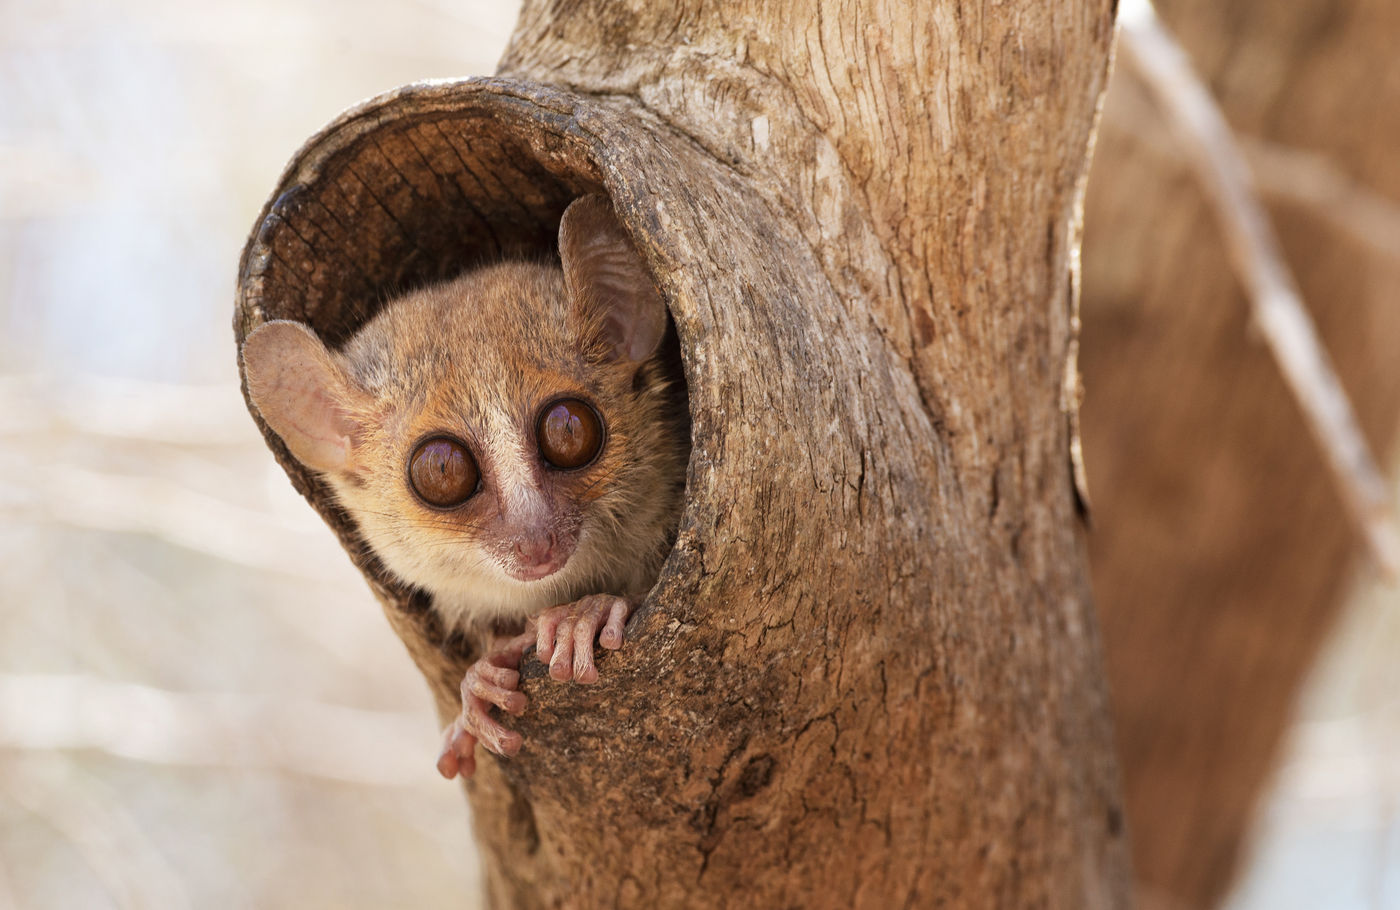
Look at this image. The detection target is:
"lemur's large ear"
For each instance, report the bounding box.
[558,195,667,364]
[242,321,368,475]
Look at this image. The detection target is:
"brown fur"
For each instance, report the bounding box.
[243,212,689,638]
[329,260,689,630]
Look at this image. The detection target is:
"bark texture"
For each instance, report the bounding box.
[1083,0,1400,905]
[235,1,1129,906]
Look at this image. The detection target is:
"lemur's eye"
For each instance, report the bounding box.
[408,436,479,507]
[537,398,603,469]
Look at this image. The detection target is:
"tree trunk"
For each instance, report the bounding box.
[1083,0,1400,906]
[234,1,1129,906]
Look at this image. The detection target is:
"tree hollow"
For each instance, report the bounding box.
[235,59,1127,910]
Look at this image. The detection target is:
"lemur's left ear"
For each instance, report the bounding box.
[558,194,667,364]
[242,320,370,475]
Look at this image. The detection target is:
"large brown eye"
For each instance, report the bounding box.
[537,398,603,469]
[408,437,479,508]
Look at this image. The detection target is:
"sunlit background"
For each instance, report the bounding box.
[1,1,1396,907]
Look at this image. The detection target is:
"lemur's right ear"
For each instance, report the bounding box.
[242,320,369,474]
[558,194,667,365]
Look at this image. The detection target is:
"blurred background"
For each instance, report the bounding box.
[0,1,521,906]
[0,0,1396,907]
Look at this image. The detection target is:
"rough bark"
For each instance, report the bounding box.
[1083,0,1400,905]
[235,1,1129,906]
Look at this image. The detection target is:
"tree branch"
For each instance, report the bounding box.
[2,757,193,910]
[0,673,431,785]
[1118,0,1400,580]
[1242,138,1400,266]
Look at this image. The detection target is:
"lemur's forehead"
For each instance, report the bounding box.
[343,262,578,389]
[408,356,584,440]
[340,260,604,449]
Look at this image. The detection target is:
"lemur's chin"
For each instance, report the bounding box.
[504,557,568,583]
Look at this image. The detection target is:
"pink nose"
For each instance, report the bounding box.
[513,532,557,568]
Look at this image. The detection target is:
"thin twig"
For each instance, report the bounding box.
[1117,0,1400,580]
[1098,87,1400,264]
[0,673,434,786]
[1,462,350,581]
[0,374,256,446]
[1242,139,1400,266]
[2,757,193,910]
